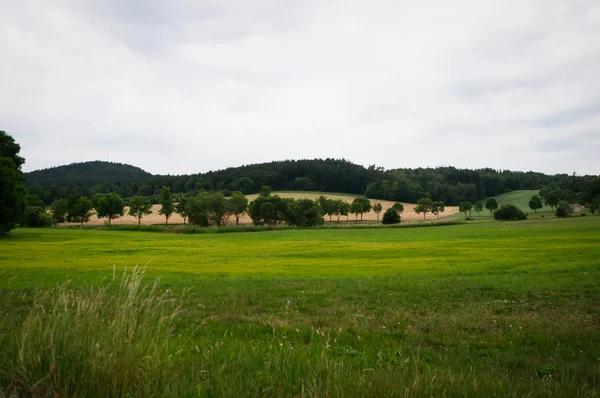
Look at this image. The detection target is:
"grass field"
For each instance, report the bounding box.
[1,217,600,396]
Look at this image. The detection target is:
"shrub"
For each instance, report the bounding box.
[22,206,53,227]
[555,201,573,217]
[493,204,527,221]
[382,208,401,224]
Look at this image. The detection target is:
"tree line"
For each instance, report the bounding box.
[30,186,410,228]
[24,159,600,207]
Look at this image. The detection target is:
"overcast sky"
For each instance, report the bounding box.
[2,1,599,176]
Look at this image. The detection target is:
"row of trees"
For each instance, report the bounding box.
[35,186,413,228]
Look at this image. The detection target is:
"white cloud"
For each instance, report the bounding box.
[1,0,599,175]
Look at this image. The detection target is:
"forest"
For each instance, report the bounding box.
[24,159,600,206]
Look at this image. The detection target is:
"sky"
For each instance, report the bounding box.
[1,0,599,176]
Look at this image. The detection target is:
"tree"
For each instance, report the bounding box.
[458,201,473,220]
[22,206,53,227]
[175,196,189,225]
[357,198,372,220]
[159,186,174,224]
[493,204,527,220]
[485,198,498,215]
[528,195,543,212]
[96,193,125,225]
[546,192,559,210]
[228,191,248,225]
[259,185,272,197]
[70,196,94,226]
[23,194,45,208]
[586,202,597,215]
[414,197,434,220]
[392,202,404,214]
[555,201,572,217]
[350,199,363,221]
[128,196,153,225]
[473,201,484,215]
[431,201,445,218]
[0,131,26,235]
[339,201,350,222]
[287,199,324,227]
[50,198,69,224]
[372,203,383,222]
[382,208,401,224]
[208,192,230,226]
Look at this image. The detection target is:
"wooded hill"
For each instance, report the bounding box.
[24,159,599,206]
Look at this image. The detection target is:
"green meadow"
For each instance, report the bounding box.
[1,217,600,396]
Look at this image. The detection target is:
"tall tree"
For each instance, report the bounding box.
[0,131,26,235]
[339,201,350,222]
[458,201,473,220]
[70,196,94,226]
[485,198,498,216]
[373,202,383,222]
[227,191,248,225]
[414,197,434,220]
[175,196,189,225]
[158,186,174,225]
[432,201,445,218]
[350,199,364,221]
[545,192,559,210]
[96,192,125,225]
[473,201,484,215]
[128,196,153,225]
[528,195,543,212]
[50,198,69,224]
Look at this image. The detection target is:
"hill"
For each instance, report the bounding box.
[23,158,597,207]
[25,161,152,186]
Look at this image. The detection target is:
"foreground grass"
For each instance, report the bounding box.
[1,217,600,396]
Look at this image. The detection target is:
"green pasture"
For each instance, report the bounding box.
[1,217,600,396]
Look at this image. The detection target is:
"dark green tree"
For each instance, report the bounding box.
[159,186,174,224]
[22,206,53,227]
[50,198,69,224]
[555,201,572,217]
[458,201,473,220]
[473,201,484,215]
[586,202,597,215]
[287,199,324,227]
[227,191,248,225]
[392,202,404,214]
[546,192,559,210]
[23,194,45,208]
[128,196,153,225]
[528,195,543,212]
[382,208,401,224]
[0,131,26,235]
[493,204,527,220]
[485,198,498,215]
[70,196,94,226]
[96,193,125,225]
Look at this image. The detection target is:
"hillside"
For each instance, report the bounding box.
[25,161,152,185]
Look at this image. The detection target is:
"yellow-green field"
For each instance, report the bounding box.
[1,217,599,396]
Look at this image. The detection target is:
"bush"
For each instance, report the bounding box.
[22,206,53,227]
[555,201,573,217]
[493,204,527,221]
[382,208,401,224]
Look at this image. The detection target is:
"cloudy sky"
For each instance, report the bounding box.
[2,0,599,175]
